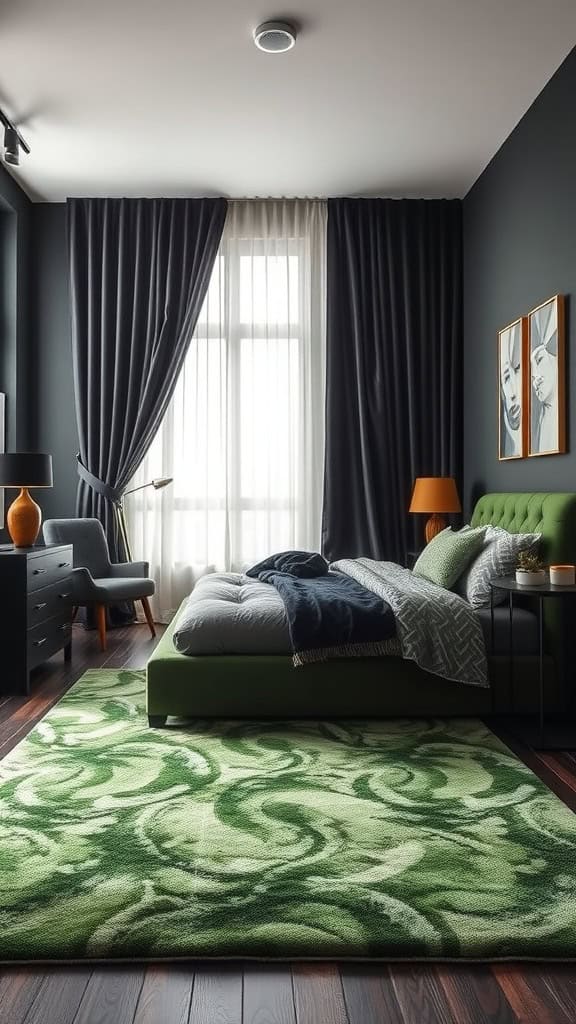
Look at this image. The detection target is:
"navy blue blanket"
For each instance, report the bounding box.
[247,550,329,579]
[247,552,396,665]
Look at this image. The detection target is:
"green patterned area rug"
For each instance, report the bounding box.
[1,669,576,962]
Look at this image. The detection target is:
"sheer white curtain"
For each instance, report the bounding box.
[126,199,327,621]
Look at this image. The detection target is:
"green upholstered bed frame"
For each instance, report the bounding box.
[147,492,576,723]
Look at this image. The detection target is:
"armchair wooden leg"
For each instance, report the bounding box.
[96,604,107,651]
[141,597,156,639]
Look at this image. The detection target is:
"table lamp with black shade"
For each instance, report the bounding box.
[0,453,53,548]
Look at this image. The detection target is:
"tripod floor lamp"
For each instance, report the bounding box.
[116,477,173,561]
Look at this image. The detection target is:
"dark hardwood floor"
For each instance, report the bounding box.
[1,623,575,1024]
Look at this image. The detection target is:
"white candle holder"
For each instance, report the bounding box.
[549,564,576,586]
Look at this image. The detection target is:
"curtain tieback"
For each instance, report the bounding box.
[76,455,122,505]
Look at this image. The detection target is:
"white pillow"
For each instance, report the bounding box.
[456,525,541,608]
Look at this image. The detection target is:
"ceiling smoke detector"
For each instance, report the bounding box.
[254,20,297,53]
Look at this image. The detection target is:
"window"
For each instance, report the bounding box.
[127,201,326,620]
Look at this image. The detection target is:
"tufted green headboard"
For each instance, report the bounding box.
[471,493,576,684]
[470,492,576,566]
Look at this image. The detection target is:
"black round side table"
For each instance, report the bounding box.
[489,575,576,749]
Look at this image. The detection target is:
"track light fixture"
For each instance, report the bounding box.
[4,126,19,165]
[0,108,30,167]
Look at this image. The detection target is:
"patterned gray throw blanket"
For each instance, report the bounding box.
[332,559,488,687]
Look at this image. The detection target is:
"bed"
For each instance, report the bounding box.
[146,492,576,724]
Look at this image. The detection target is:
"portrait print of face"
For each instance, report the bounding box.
[498,320,523,459]
[529,297,561,455]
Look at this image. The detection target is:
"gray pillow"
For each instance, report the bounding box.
[456,525,541,608]
[413,526,486,589]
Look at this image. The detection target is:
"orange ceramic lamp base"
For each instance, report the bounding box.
[6,488,42,548]
[425,513,447,543]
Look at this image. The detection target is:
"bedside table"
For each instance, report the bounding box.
[0,545,74,695]
[489,575,576,749]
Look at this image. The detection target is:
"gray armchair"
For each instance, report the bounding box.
[43,518,156,651]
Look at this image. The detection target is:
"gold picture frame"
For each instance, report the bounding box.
[527,294,566,457]
[498,316,527,461]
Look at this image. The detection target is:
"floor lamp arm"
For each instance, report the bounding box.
[115,502,133,563]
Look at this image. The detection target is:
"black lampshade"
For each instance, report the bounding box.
[0,453,53,488]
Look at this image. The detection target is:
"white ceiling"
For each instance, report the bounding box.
[1,0,575,202]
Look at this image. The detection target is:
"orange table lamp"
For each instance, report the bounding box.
[0,453,53,548]
[409,477,461,544]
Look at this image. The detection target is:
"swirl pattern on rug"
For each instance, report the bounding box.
[1,669,575,960]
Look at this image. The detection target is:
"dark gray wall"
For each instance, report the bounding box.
[0,176,77,539]
[31,203,78,520]
[0,165,31,450]
[463,47,576,513]
[0,165,32,542]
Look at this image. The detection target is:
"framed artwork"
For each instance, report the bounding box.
[528,294,566,457]
[498,317,527,460]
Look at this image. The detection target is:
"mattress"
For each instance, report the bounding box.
[172,571,539,658]
[172,573,290,654]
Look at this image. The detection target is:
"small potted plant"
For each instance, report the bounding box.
[516,551,547,586]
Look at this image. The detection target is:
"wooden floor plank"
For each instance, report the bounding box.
[340,965,404,1024]
[390,965,456,1024]
[187,963,242,1024]
[291,963,348,1024]
[0,968,45,1024]
[133,964,194,1024]
[72,967,145,1024]
[435,964,518,1024]
[539,753,576,793]
[539,964,576,1020]
[491,965,573,1024]
[243,964,296,1024]
[491,727,576,812]
[119,635,163,670]
[24,967,93,1024]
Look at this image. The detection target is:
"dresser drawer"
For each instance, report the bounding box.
[27,577,74,628]
[27,549,73,593]
[27,613,72,670]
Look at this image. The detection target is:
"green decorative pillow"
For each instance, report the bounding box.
[413,526,486,590]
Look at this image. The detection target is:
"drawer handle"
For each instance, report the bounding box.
[33,568,48,575]
[33,602,48,611]
[59,562,71,568]
[59,623,71,633]
[34,637,48,647]
[59,593,71,600]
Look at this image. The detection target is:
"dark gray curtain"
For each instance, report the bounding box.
[69,197,227,623]
[322,198,462,564]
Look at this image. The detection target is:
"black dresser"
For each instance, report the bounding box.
[0,544,74,695]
